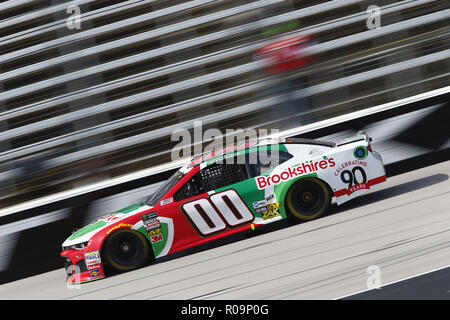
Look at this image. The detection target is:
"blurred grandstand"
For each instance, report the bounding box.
[0,0,448,208]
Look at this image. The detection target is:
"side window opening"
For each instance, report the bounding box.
[173,179,198,202]
[202,162,248,191]
[174,162,248,202]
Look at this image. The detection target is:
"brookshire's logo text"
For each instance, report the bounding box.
[256,157,335,189]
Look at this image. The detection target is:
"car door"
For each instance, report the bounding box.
[158,160,256,253]
[240,149,294,223]
[153,149,295,257]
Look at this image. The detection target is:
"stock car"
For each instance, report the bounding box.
[61,131,386,284]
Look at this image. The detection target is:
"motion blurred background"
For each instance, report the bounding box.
[0,0,448,209]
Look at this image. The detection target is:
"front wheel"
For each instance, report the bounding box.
[285,178,331,221]
[102,229,152,273]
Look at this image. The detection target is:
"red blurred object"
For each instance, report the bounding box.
[256,34,315,75]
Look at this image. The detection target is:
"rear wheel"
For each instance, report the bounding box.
[285,178,331,221]
[102,229,152,273]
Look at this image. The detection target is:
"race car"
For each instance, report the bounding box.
[61,131,386,284]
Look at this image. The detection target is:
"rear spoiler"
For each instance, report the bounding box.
[284,131,372,148]
[284,137,336,148]
[336,130,372,147]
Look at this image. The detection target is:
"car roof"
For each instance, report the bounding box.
[180,137,335,173]
[184,138,277,169]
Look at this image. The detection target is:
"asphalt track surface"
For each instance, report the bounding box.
[343,265,450,299]
[0,160,449,300]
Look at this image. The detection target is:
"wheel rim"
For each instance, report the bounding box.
[287,179,329,219]
[292,183,324,215]
[108,232,144,267]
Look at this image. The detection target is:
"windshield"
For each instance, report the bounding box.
[145,170,185,206]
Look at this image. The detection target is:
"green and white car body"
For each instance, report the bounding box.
[61,132,386,284]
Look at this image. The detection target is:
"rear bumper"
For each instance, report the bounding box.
[61,249,106,284]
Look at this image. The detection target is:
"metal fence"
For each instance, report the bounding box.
[0,0,449,208]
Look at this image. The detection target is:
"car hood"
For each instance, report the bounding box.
[62,201,152,248]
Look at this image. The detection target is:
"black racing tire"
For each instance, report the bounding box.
[102,229,152,273]
[285,178,331,221]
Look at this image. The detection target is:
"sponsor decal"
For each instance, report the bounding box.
[87,264,101,271]
[338,166,368,195]
[103,215,121,222]
[160,197,173,206]
[334,160,367,176]
[152,216,174,258]
[335,176,386,197]
[259,202,281,220]
[142,211,162,238]
[151,233,164,243]
[147,228,162,236]
[84,251,101,267]
[145,221,160,231]
[253,200,267,208]
[253,195,277,210]
[89,269,101,278]
[265,194,276,202]
[106,223,134,235]
[353,146,369,160]
[142,211,158,220]
[339,182,370,195]
[256,157,335,189]
[255,202,280,213]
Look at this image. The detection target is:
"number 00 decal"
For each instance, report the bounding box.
[182,190,254,236]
